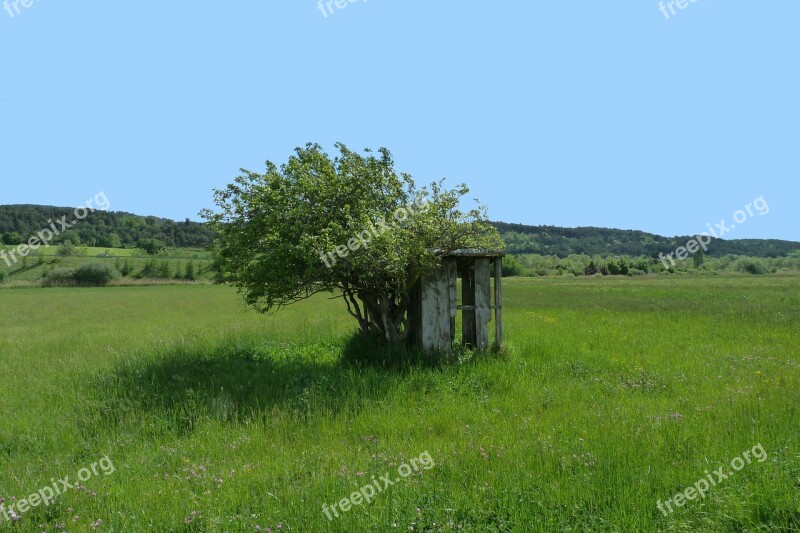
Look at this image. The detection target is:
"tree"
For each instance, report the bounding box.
[693,249,705,268]
[59,230,81,246]
[202,143,503,345]
[2,232,24,245]
[184,260,195,281]
[137,238,165,255]
[57,241,79,256]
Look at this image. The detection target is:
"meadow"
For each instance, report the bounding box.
[0,275,798,531]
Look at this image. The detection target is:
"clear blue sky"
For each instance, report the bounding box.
[1,1,797,240]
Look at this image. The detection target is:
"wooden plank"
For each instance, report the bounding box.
[447,259,457,343]
[494,258,503,348]
[474,258,491,350]
[420,263,452,353]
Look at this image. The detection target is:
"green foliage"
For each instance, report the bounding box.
[507,252,800,276]
[203,143,503,344]
[42,267,77,287]
[0,205,215,248]
[73,262,120,286]
[735,257,767,275]
[56,241,79,256]
[494,222,800,258]
[158,260,171,279]
[0,270,6,283]
[1,231,24,245]
[184,260,195,281]
[58,229,81,245]
[98,232,122,248]
[120,258,133,277]
[137,238,166,255]
[42,263,120,287]
[693,249,705,268]
[501,255,524,277]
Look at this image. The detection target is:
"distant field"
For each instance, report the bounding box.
[0,276,798,531]
[0,246,214,284]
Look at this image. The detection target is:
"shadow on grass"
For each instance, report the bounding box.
[77,333,457,439]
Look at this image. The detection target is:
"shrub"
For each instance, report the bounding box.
[137,238,166,255]
[43,263,120,287]
[0,271,6,284]
[501,256,523,277]
[73,263,120,286]
[43,267,77,287]
[57,242,79,256]
[735,258,767,275]
[184,260,196,281]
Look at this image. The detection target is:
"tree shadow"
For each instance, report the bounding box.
[339,333,448,370]
[79,333,444,439]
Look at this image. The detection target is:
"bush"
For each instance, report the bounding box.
[501,256,523,277]
[184,260,196,281]
[74,263,120,286]
[43,267,77,287]
[43,263,120,287]
[137,238,166,255]
[0,270,6,284]
[735,258,767,275]
[57,242,79,256]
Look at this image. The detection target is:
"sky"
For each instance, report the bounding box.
[0,1,797,241]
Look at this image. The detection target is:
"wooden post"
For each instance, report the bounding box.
[494,257,503,349]
[447,258,457,344]
[461,262,476,347]
[474,258,491,350]
[421,262,453,353]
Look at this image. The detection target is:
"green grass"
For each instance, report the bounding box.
[0,276,798,531]
[0,249,214,284]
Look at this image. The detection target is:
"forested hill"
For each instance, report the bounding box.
[491,222,800,258]
[0,204,215,248]
[0,204,797,258]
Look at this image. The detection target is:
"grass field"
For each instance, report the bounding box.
[0,247,214,284]
[1,276,798,531]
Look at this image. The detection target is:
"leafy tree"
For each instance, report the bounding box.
[2,232,24,245]
[137,238,165,255]
[501,256,524,277]
[59,230,81,245]
[693,249,705,268]
[184,260,195,281]
[203,143,503,344]
[158,260,171,279]
[120,258,133,277]
[57,241,79,256]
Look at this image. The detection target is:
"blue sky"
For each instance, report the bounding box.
[1,1,797,240]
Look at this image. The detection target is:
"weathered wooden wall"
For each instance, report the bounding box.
[414,254,503,353]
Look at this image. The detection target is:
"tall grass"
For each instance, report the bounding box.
[0,277,798,531]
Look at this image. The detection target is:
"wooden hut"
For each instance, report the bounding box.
[409,249,504,353]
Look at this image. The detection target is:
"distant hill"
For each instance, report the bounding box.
[1,204,796,258]
[0,205,215,248]
[490,222,800,258]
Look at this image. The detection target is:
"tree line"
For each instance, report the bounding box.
[0,205,216,248]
